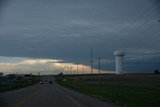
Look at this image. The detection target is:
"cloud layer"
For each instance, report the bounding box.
[0,56,112,75]
[0,0,160,73]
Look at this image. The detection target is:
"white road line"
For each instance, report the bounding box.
[57,88,82,107]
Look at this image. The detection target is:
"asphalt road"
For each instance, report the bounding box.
[0,76,115,107]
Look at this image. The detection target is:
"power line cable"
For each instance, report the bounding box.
[99,0,160,49]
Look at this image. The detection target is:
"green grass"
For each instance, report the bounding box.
[55,76,160,107]
[0,77,40,92]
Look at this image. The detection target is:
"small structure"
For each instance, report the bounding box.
[154,70,159,74]
[114,50,125,74]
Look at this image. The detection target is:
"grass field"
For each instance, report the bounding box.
[0,77,40,92]
[55,74,160,107]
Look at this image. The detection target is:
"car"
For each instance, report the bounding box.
[39,81,45,84]
[49,81,52,84]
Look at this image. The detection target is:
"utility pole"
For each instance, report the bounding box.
[76,62,79,74]
[89,48,94,74]
[97,58,102,74]
[73,69,75,74]
[82,68,84,74]
[70,66,73,74]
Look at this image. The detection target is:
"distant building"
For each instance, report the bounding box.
[154,70,159,74]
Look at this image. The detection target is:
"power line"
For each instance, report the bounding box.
[99,0,160,49]
[124,52,160,60]
[121,0,160,45]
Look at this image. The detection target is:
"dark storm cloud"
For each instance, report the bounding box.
[0,0,160,72]
[0,0,10,17]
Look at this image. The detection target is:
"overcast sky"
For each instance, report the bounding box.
[0,0,160,74]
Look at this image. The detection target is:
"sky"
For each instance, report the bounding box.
[0,0,160,74]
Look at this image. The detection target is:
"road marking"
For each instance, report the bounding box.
[14,90,40,107]
[0,84,39,98]
[57,88,82,107]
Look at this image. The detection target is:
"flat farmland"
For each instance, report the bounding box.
[56,74,160,107]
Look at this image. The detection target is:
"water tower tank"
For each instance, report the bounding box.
[114,50,125,74]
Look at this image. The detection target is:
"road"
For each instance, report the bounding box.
[0,76,115,107]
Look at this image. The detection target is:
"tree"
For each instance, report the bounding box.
[59,72,64,76]
[0,72,3,76]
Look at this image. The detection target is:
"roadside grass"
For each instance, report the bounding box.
[0,77,40,92]
[55,75,160,107]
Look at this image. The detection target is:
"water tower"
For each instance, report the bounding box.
[114,50,125,74]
